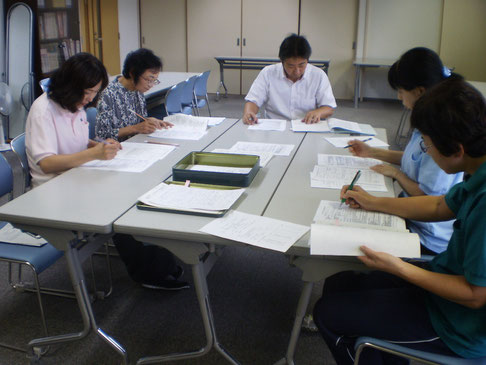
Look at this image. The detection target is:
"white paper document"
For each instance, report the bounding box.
[191,116,226,126]
[0,223,47,247]
[187,164,252,174]
[324,136,389,148]
[231,141,294,156]
[248,119,286,131]
[212,149,274,168]
[310,200,420,257]
[82,142,175,172]
[327,118,377,136]
[291,119,331,133]
[311,154,388,191]
[149,113,208,140]
[139,183,245,212]
[199,210,309,252]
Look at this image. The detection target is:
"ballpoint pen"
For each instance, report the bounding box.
[340,170,361,206]
[343,137,373,148]
[144,140,179,147]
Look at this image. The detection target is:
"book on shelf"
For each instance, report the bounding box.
[309,200,420,257]
[51,0,66,7]
[40,43,60,73]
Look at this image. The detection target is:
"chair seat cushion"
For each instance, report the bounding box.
[196,99,207,108]
[0,242,63,273]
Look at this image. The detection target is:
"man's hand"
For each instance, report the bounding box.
[243,111,258,125]
[302,110,322,124]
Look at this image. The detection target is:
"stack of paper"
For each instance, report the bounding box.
[82,142,175,172]
[149,114,208,140]
[291,118,376,136]
[310,154,387,191]
[0,223,47,247]
[138,182,245,214]
[309,200,420,257]
[230,141,294,156]
[248,119,286,131]
[199,210,309,252]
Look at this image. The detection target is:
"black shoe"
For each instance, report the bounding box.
[141,278,189,291]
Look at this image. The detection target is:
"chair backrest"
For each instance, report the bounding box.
[164,82,185,115]
[39,78,50,93]
[10,133,30,188]
[0,154,13,197]
[85,107,97,139]
[181,75,198,106]
[194,70,210,97]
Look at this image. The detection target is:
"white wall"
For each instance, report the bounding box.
[118,0,140,70]
[0,0,5,81]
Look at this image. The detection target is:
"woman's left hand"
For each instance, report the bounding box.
[358,246,405,275]
[371,164,399,179]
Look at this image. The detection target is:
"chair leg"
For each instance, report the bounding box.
[205,94,211,116]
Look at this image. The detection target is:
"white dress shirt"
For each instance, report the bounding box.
[245,63,337,120]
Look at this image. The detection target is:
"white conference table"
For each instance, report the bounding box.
[353,58,395,108]
[114,122,306,364]
[263,129,395,365]
[0,117,238,364]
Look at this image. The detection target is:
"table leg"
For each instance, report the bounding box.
[216,62,228,102]
[136,260,240,364]
[274,282,313,365]
[354,65,361,108]
[28,240,127,365]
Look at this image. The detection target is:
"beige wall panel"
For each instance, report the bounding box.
[240,0,299,94]
[100,0,121,75]
[187,0,241,94]
[440,0,486,81]
[300,0,358,100]
[140,0,187,71]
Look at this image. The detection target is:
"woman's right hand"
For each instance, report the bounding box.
[347,139,373,158]
[134,119,159,134]
[93,141,119,160]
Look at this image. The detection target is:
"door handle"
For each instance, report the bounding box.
[243,38,246,46]
[237,38,240,46]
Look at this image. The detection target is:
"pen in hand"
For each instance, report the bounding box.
[344,137,372,149]
[128,108,147,121]
[340,170,361,206]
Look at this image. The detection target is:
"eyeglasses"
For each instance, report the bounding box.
[419,138,433,153]
[141,76,160,85]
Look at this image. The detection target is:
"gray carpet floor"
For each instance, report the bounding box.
[0,95,406,365]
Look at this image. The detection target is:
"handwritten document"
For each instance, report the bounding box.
[291,119,331,133]
[82,142,175,172]
[248,119,286,131]
[212,149,273,168]
[139,183,245,211]
[324,136,389,148]
[149,113,208,140]
[199,210,309,252]
[231,141,294,156]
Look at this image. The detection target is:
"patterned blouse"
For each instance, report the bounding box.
[95,76,147,141]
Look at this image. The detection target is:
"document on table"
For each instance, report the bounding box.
[0,223,47,247]
[211,148,274,168]
[310,165,387,191]
[291,119,331,133]
[310,154,387,191]
[231,141,294,156]
[138,183,245,212]
[149,113,208,140]
[310,200,419,257]
[191,116,226,126]
[187,164,252,174]
[199,210,309,253]
[248,119,286,131]
[81,142,175,172]
[324,136,389,148]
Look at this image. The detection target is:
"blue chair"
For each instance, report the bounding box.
[85,107,97,139]
[0,153,66,353]
[164,81,185,115]
[181,75,198,115]
[10,133,30,191]
[194,70,211,116]
[39,78,50,93]
[354,336,486,365]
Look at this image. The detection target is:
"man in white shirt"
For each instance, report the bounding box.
[243,34,336,124]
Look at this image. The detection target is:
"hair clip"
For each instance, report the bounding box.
[443,66,452,78]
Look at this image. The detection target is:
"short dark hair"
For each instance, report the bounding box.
[278,34,312,61]
[388,47,462,91]
[122,48,163,84]
[411,79,486,157]
[49,53,108,113]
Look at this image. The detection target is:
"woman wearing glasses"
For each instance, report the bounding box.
[94,48,187,291]
[347,47,463,255]
[95,48,172,141]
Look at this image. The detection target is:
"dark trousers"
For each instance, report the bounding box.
[112,233,178,283]
[313,270,456,365]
